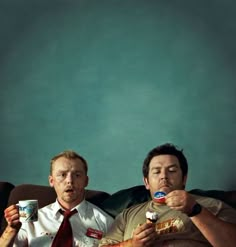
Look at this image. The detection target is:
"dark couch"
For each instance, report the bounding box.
[1,182,236,234]
[0,182,15,226]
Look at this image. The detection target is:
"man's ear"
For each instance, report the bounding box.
[183,175,187,189]
[84,176,89,188]
[143,177,150,190]
[49,175,54,187]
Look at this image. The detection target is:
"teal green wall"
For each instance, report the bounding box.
[1,0,236,193]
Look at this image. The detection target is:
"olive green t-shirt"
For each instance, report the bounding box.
[99,195,236,246]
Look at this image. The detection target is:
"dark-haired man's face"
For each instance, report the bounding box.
[143,154,187,198]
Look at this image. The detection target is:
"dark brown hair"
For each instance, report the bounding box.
[142,143,188,178]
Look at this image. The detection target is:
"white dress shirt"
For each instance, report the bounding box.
[13,200,114,247]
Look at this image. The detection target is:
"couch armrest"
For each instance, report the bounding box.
[0,182,15,234]
[0,182,14,221]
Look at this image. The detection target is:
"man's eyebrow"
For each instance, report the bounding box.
[74,170,84,173]
[55,169,67,173]
[57,169,83,172]
[151,163,179,169]
[168,164,179,168]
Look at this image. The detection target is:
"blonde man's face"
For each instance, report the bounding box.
[49,157,88,210]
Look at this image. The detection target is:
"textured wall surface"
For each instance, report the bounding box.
[1,0,236,193]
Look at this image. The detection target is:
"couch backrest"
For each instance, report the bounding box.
[6,184,111,208]
[1,183,236,234]
[100,185,236,218]
[7,184,57,209]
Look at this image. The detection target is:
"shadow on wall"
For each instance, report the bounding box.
[2,0,235,68]
[0,0,236,192]
[0,1,79,65]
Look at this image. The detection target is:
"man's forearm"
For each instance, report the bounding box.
[0,225,18,247]
[191,207,236,247]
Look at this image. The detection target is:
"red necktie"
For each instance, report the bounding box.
[51,209,77,247]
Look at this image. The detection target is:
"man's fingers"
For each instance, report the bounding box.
[133,223,157,241]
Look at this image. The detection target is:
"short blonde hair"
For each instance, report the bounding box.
[50,150,88,175]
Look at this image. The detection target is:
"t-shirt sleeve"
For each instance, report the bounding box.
[199,196,236,224]
[217,201,236,224]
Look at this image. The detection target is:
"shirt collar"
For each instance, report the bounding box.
[52,199,87,217]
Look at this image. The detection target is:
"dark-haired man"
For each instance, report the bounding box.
[99,143,236,247]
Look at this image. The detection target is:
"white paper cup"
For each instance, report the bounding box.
[18,200,38,223]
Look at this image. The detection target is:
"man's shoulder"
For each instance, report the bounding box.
[38,201,56,215]
[191,193,236,214]
[191,193,222,204]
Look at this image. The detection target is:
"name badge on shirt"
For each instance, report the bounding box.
[86,228,103,239]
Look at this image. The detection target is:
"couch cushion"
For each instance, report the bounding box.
[100,185,151,218]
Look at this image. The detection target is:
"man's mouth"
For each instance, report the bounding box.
[160,183,170,188]
[65,188,74,193]
[159,184,171,193]
[160,184,169,187]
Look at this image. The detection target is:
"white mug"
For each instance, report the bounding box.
[18,200,38,223]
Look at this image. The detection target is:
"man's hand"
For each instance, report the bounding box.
[165,190,196,215]
[4,205,22,230]
[131,222,157,247]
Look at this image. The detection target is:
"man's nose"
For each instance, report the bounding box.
[66,173,73,183]
[160,169,168,180]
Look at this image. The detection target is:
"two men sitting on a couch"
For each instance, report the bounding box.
[1,143,236,247]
